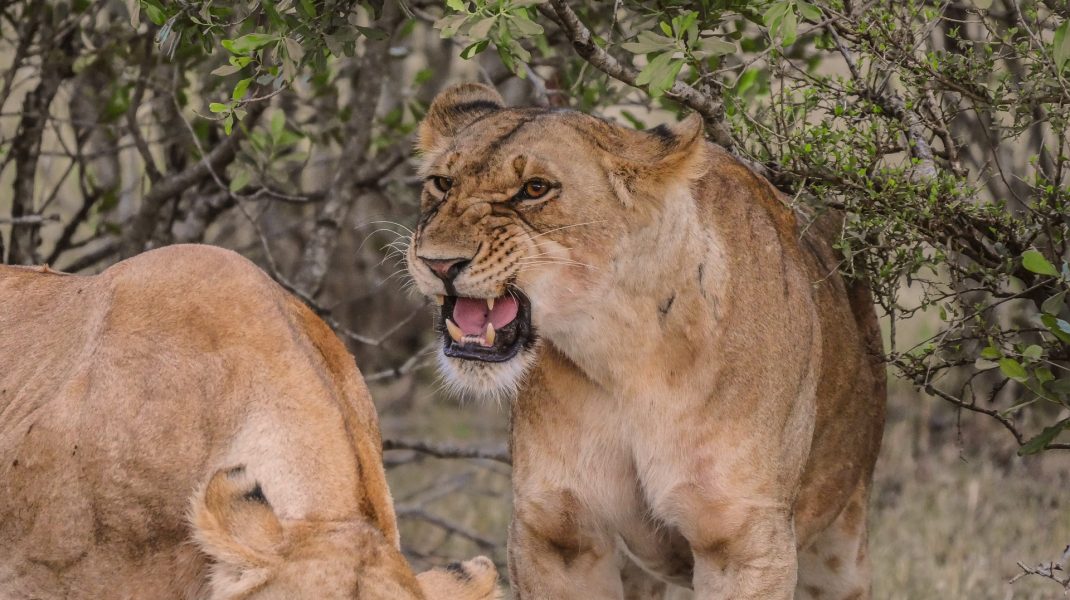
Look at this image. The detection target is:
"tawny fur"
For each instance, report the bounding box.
[0,245,501,600]
[407,84,886,600]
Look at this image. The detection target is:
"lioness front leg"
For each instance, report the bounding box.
[508,493,623,599]
[684,502,798,599]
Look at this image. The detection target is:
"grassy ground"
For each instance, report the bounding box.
[375,368,1070,600]
[867,382,1070,600]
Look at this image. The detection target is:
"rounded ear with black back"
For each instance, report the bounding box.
[190,466,284,598]
[604,112,710,206]
[418,83,505,154]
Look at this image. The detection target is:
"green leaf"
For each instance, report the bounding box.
[1042,290,1067,315]
[763,1,791,28]
[1041,314,1070,344]
[980,345,1001,359]
[436,14,469,38]
[735,68,759,95]
[1022,344,1043,361]
[998,358,1029,382]
[678,11,698,35]
[647,56,684,98]
[356,26,389,40]
[223,114,235,136]
[470,16,496,40]
[1019,418,1069,455]
[446,0,467,11]
[1036,366,1055,384]
[460,39,489,59]
[140,0,165,25]
[224,33,278,55]
[271,112,285,139]
[622,31,676,54]
[208,102,228,113]
[1022,249,1058,277]
[780,8,797,46]
[506,14,543,37]
[283,37,305,64]
[232,77,252,101]
[796,0,822,21]
[211,64,241,76]
[1054,21,1070,74]
[698,36,737,56]
[229,169,251,192]
[635,52,673,86]
[659,21,673,36]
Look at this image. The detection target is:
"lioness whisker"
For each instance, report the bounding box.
[525,220,606,240]
[355,219,415,236]
[358,227,412,254]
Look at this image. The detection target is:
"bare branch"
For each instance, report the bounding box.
[393,506,499,550]
[119,103,266,259]
[541,0,735,149]
[383,438,512,465]
[291,2,405,298]
[6,19,76,264]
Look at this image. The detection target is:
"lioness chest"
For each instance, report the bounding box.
[511,344,789,587]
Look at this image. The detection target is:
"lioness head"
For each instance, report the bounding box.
[407,83,709,398]
[191,466,500,599]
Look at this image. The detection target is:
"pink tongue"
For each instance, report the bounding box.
[452,295,519,336]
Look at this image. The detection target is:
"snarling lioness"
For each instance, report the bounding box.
[406,84,886,599]
[0,245,500,600]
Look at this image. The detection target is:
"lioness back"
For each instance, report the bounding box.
[0,245,500,600]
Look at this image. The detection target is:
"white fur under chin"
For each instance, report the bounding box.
[436,344,537,405]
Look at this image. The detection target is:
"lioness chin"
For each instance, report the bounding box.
[406,84,886,600]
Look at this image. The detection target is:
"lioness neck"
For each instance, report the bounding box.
[547,182,729,392]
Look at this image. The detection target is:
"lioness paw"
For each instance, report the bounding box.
[416,556,502,600]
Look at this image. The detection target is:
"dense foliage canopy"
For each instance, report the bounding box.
[1,0,1068,457]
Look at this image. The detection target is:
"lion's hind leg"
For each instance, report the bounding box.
[795,482,872,600]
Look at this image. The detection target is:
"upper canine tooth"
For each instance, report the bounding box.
[435,295,445,306]
[483,322,496,347]
[486,297,495,311]
[445,319,463,343]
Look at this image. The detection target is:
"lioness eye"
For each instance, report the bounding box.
[430,176,452,193]
[520,178,551,200]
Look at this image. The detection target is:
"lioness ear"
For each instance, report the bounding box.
[642,112,709,182]
[605,113,709,206]
[418,83,504,153]
[191,466,283,595]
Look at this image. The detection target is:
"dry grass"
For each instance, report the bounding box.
[869,380,1070,600]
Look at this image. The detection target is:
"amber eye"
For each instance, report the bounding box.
[520,178,552,200]
[430,176,452,193]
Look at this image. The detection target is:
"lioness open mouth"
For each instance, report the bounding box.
[435,291,533,362]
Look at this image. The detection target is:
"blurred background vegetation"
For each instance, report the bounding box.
[1,0,1068,596]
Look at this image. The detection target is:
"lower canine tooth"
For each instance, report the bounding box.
[434,295,445,306]
[445,319,463,343]
[483,322,496,347]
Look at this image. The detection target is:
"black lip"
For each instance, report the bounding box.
[437,291,535,363]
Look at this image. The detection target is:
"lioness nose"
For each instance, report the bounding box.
[419,256,470,282]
